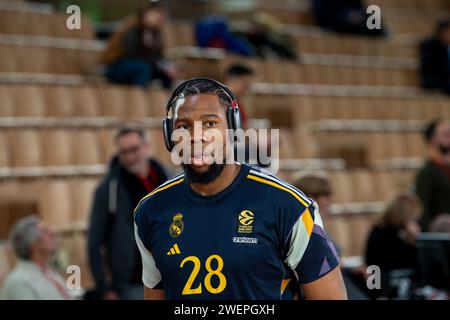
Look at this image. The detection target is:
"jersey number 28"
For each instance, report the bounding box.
[180,254,227,295]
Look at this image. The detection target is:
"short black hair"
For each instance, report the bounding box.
[436,20,450,35]
[225,64,255,79]
[179,80,232,110]
[423,119,443,142]
[115,126,146,142]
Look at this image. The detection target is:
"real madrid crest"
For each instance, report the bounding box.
[169,213,184,237]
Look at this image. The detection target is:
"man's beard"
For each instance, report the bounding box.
[183,162,225,184]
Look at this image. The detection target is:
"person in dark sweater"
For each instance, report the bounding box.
[419,20,450,94]
[88,127,169,300]
[311,0,386,37]
[100,2,177,88]
[365,193,422,299]
[414,119,450,231]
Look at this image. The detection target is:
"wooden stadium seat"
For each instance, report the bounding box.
[384,132,407,159]
[38,180,73,227]
[0,45,18,72]
[42,129,74,166]
[295,96,318,122]
[146,128,173,167]
[373,170,394,201]
[10,129,43,167]
[324,216,353,257]
[60,233,94,288]
[347,214,375,257]
[18,46,50,74]
[405,132,426,158]
[124,87,148,118]
[70,86,100,117]
[0,132,11,167]
[0,85,15,117]
[98,128,116,163]
[72,130,101,165]
[14,85,46,117]
[365,133,387,165]
[277,128,296,159]
[98,85,127,118]
[292,127,319,159]
[71,178,98,223]
[43,85,74,117]
[328,171,354,203]
[350,170,376,202]
[148,89,169,117]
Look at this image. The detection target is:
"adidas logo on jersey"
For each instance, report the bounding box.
[167,243,181,255]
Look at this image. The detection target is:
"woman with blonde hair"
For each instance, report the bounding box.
[365,193,422,274]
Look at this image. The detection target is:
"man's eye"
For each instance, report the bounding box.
[205,121,216,128]
[177,124,189,130]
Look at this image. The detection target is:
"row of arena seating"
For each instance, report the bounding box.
[0,5,94,39]
[0,84,168,118]
[0,116,431,167]
[3,83,448,121]
[278,127,427,162]
[0,40,420,87]
[0,126,170,168]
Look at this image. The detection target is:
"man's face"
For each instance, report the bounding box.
[143,9,165,28]
[117,132,149,174]
[172,94,230,182]
[230,75,254,97]
[432,121,450,149]
[32,223,57,257]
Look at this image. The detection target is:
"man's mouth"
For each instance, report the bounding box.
[191,154,209,167]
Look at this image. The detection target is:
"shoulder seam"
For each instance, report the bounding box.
[247,170,311,207]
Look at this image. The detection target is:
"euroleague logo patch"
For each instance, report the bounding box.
[169,213,184,237]
[238,210,254,233]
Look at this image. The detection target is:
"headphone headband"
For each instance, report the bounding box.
[165,78,238,116]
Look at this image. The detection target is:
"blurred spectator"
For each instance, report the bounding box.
[419,20,450,94]
[1,216,70,300]
[365,193,422,298]
[88,127,169,300]
[237,13,298,60]
[196,16,253,56]
[100,2,176,88]
[429,213,450,233]
[294,173,369,300]
[311,0,386,36]
[224,64,255,128]
[414,119,450,230]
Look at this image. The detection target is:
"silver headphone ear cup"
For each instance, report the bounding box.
[234,107,242,130]
[163,118,173,151]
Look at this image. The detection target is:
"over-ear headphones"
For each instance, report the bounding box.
[163,78,242,151]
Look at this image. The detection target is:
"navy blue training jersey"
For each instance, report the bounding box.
[134,164,339,300]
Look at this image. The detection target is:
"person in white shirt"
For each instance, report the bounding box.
[0,215,70,300]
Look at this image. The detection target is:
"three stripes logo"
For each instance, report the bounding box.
[167,243,181,256]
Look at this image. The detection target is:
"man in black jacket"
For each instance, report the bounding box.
[88,127,169,300]
[420,20,450,94]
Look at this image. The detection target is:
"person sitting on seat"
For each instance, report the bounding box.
[1,215,71,300]
[100,1,177,88]
[419,20,450,94]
